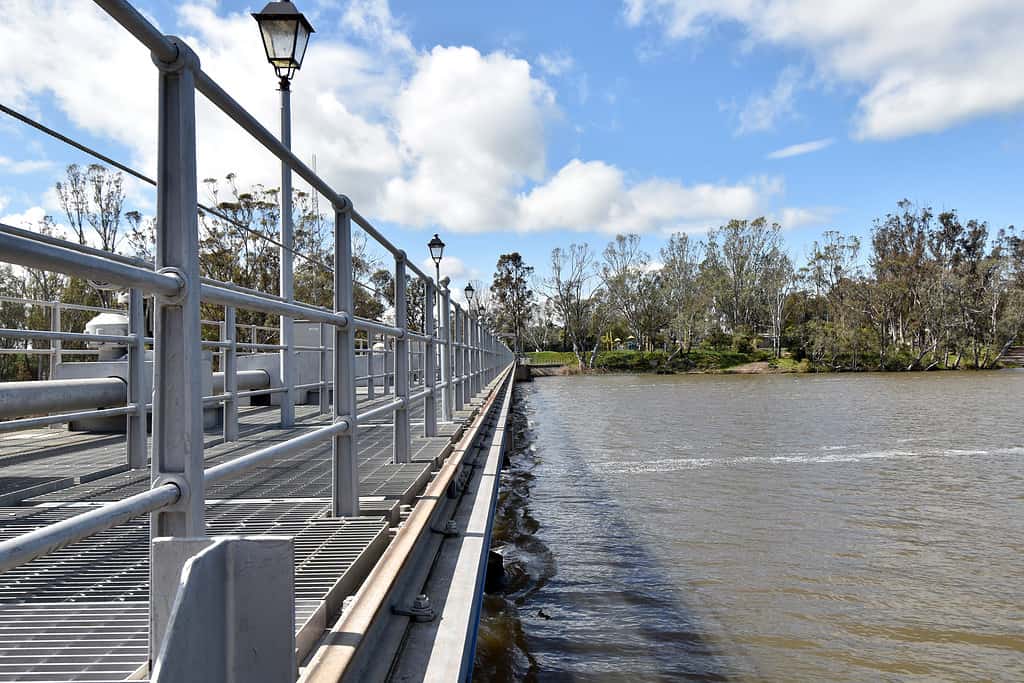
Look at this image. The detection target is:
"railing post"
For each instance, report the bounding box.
[384,341,392,396]
[49,301,61,380]
[472,315,481,395]
[223,306,238,441]
[454,306,464,411]
[127,288,146,469]
[462,308,470,404]
[393,255,410,463]
[366,337,375,400]
[150,33,205,559]
[332,204,359,517]
[424,279,437,437]
[441,284,452,422]
[318,321,329,414]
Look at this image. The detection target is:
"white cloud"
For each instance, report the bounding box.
[0,156,54,174]
[379,46,555,232]
[537,51,574,77]
[767,137,834,159]
[624,0,1024,139]
[1,0,797,239]
[779,206,837,229]
[736,66,804,135]
[517,158,775,234]
[342,0,415,55]
[0,205,48,228]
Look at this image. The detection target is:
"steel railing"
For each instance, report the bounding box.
[0,0,512,649]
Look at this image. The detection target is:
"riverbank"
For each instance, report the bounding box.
[527,350,1020,374]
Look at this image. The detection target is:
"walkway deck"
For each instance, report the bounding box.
[0,387,493,682]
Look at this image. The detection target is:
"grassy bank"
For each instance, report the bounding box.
[527,348,797,373]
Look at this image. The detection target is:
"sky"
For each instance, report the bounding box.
[2,0,1023,299]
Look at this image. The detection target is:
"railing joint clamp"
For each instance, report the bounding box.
[151,36,198,74]
[155,267,188,304]
[392,594,435,622]
[152,474,190,510]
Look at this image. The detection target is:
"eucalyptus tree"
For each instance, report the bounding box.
[541,244,597,367]
[490,253,534,354]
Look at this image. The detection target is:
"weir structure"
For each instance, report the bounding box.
[0,1,515,680]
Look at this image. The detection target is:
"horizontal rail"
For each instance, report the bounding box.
[0,328,137,345]
[0,482,180,573]
[0,227,181,297]
[199,283,347,328]
[356,398,404,424]
[0,295,122,314]
[204,418,350,485]
[351,317,403,338]
[0,404,137,432]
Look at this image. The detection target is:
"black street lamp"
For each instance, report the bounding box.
[428,233,445,327]
[253,1,315,87]
[464,282,475,312]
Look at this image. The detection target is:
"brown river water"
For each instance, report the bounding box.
[474,371,1024,682]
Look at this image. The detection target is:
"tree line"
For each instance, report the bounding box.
[485,201,1024,371]
[0,165,417,381]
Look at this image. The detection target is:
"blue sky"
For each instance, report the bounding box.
[2,0,1022,296]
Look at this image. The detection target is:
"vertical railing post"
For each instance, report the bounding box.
[49,301,61,380]
[318,321,329,415]
[472,315,481,395]
[223,306,238,442]
[424,279,437,437]
[384,340,392,396]
[441,283,452,422]
[453,306,464,411]
[462,308,470,404]
[393,255,410,463]
[150,33,205,566]
[366,336,375,400]
[127,288,146,469]
[332,203,359,517]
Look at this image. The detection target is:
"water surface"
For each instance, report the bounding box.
[476,371,1024,682]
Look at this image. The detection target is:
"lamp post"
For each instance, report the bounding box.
[428,234,445,325]
[253,1,314,428]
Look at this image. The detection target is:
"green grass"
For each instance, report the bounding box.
[526,351,583,365]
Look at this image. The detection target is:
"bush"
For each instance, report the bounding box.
[732,334,756,354]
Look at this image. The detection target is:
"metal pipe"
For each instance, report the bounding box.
[0,482,180,574]
[357,398,404,424]
[199,283,346,328]
[0,377,127,419]
[92,0,178,62]
[351,317,402,338]
[0,404,137,433]
[211,369,270,394]
[0,227,181,297]
[204,418,350,486]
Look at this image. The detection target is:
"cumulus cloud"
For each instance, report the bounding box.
[1,0,802,238]
[517,159,776,234]
[624,0,1024,139]
[767,137,834,159]
[379,46,555,232]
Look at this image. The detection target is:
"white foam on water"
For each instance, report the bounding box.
[588,446,1021,475]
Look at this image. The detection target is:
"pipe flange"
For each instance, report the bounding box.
[152,473,190,511]
[395,250,407,264]
[155,267,188,305]
[151,36,200,74]
[333,416,352,433]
